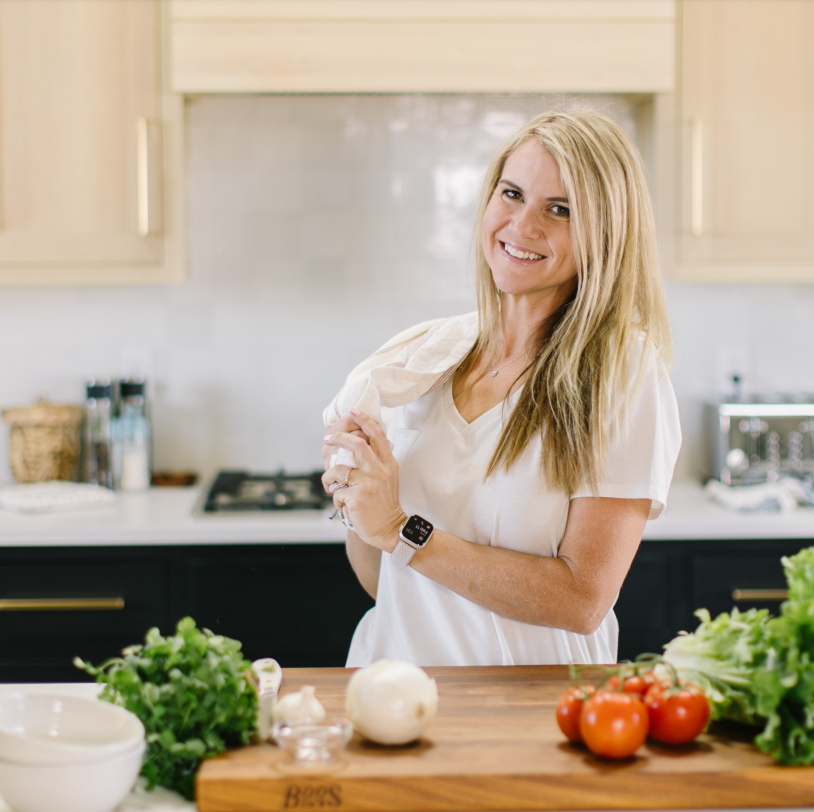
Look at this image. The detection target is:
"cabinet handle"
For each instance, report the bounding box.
[137,117,150,237]
[0,598,125,612]
[731,589,788,602]
[691,118,704,236]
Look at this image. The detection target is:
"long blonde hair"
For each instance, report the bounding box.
[458,109,672,494]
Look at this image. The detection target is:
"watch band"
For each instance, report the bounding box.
[391,539,419,567]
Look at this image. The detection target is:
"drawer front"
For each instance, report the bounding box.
[692,553,795,619]
[0,560,170,661]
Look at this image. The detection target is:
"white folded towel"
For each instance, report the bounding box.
[323,312,479,469]
[705,477,814,513]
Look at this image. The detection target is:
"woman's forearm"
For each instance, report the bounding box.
[408,533,593,631]
[346,529,381,599]
[407,497,650,635]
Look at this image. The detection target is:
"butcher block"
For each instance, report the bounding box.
[196,666,814,812]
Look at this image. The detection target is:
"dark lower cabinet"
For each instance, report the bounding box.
[0,537,809,680]
[616,538,809,662]
[0,544,374,683]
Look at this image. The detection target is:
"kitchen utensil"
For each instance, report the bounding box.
[199,666,814,811]
[1,400,83,484]
[252,658,282,740]
[0,693,144,765]
[272,715,353,770]
[0,739,144,812]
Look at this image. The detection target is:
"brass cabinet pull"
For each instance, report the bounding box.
[732,589,788,602]
[690,118,704,236]
[0,598,125,611]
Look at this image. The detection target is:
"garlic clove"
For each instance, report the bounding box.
[346,659,438,745]
[273,685,326,725]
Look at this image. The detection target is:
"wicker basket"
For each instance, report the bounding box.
[2,401,84,483]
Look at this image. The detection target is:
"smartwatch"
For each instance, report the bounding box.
[391,515,434,567]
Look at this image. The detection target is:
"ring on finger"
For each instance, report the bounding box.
[342,469,351,486]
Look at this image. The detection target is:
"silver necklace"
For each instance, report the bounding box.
[489,348,530,377]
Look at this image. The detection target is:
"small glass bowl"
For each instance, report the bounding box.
[272,716,353,770]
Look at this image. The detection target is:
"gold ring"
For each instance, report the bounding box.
[342,470,351,485]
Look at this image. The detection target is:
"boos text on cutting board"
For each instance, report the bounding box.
[284,783,343,808]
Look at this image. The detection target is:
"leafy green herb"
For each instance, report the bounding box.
[75,617,259,800]
[663,546,814,765]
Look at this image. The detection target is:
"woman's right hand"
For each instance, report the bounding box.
[321,415,368,471]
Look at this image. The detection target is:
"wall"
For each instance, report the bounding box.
[0,94,811,487]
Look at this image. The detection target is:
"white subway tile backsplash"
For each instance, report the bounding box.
[0,93,812,486]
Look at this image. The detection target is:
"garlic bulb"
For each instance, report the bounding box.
[273,685,326,725]
[346,659,438,745]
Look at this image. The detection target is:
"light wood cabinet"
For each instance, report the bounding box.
[0,0,185,285]
[170,1,675,94]
[674,0,814,282]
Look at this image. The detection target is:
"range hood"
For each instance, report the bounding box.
[170,0,676,94]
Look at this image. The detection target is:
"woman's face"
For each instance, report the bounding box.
[482,140,578,304]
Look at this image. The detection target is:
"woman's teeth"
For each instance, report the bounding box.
[502,243,543,260]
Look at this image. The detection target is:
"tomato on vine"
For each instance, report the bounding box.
[579,690,649,759]
[644,682,710,745]
[556,685,595,743]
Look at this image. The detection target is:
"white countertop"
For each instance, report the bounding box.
[0,481,812,546]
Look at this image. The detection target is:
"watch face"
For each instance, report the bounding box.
[401,515,433,547]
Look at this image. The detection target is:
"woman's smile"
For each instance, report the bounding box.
[500,240,546,261]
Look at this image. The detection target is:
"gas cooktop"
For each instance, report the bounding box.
[196,470,332,514]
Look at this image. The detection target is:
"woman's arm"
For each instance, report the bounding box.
[346,529,381,600]
[408,496,649,635]
[324,410,650,636]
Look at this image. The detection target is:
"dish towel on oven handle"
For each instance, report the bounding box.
[323,311,479,470]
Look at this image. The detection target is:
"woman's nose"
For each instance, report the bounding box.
[511,205,544,240]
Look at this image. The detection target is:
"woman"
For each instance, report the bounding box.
[322,109,680,667]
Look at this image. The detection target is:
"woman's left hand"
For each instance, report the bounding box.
[322,410,407,552]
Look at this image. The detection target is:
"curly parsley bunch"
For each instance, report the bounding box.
[76,617,259,800]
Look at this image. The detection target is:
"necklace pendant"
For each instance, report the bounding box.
[491,371,498,377]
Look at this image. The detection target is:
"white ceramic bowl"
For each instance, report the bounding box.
[0,694,144,765]
[0,739,145,812]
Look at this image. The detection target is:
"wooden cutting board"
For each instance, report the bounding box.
[196,666,814,812]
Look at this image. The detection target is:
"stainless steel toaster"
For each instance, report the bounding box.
[705,398,814,484]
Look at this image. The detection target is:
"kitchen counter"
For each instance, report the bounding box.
[0,481,812,547]
[1,681,810,812]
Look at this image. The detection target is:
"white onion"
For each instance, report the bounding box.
[346,659,438,745]
[272,685,326,725]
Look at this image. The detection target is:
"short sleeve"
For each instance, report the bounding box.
[571,352,681,520]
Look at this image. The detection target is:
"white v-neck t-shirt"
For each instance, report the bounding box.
[346,349,681,667]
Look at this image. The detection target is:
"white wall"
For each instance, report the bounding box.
[0,94,811,486]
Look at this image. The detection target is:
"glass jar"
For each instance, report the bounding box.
[84,380,113,489]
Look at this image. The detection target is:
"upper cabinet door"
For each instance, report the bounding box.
[0,0,185,285]
[677,0,814,282]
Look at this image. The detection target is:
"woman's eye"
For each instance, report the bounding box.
[501,188,522,202]
[551,204,570,218]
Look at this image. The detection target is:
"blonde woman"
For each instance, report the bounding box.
[322,110,681,666]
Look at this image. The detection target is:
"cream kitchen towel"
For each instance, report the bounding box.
[323,311,479,468]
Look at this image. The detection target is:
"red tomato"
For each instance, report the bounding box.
[607,671,657,696]
[556,685,595,743]
[644,683,710,745]
[579,691,649,759]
